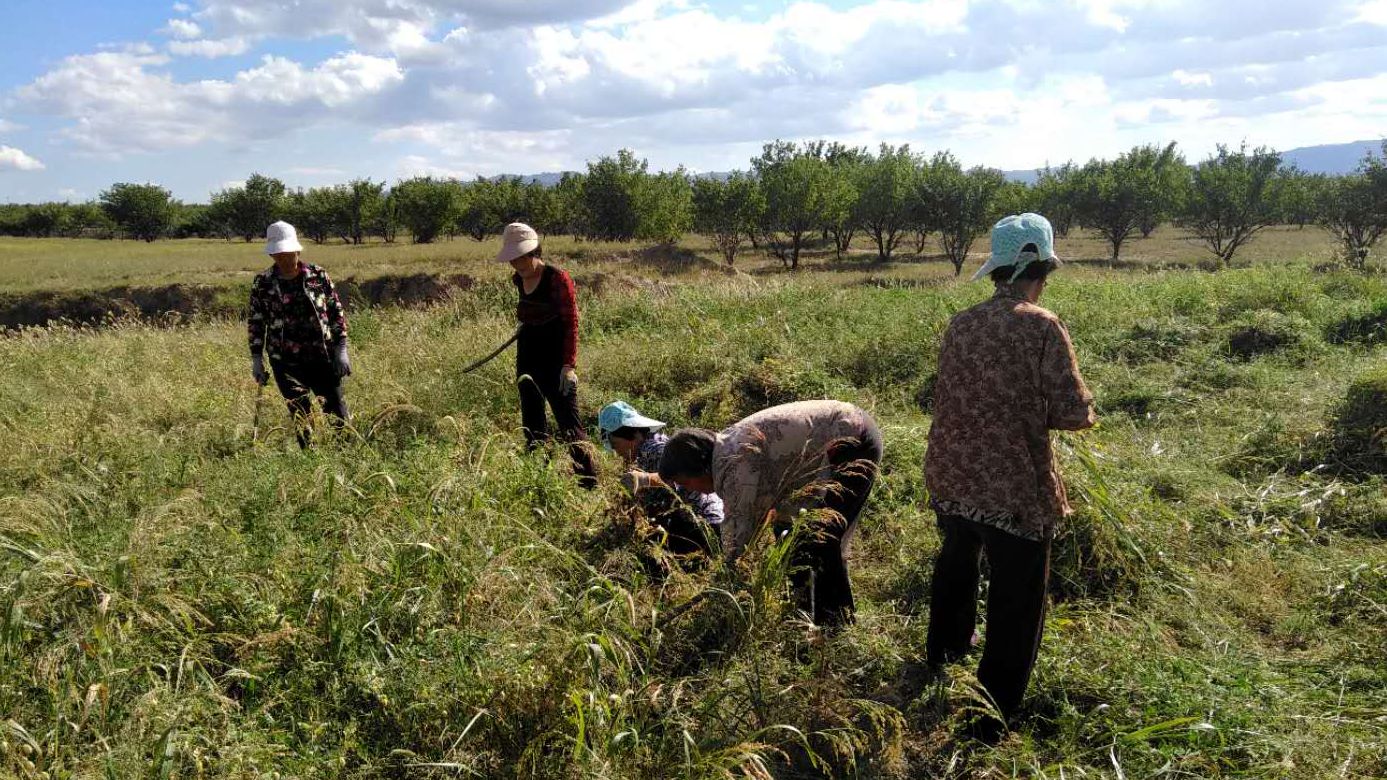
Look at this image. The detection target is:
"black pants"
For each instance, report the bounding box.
[926,514,1051,718]
[271,359,349,448]
[787,422,883,627]
[517,362,598,488]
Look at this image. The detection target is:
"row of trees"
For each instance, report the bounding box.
[4,142,1385,270]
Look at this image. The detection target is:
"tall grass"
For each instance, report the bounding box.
[0,251,1384,777]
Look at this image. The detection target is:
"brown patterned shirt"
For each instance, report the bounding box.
[925,287,1095,539]
[713,400,876,560]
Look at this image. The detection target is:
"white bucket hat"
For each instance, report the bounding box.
[264,221,304,255]
[971,213,1060,282]
[496,222,540,264]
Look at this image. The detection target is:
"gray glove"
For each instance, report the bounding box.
[333,343,352,378]
[251,354,268,386]
[559,365,578,396]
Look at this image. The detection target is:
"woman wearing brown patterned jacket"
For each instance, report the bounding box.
[923,213,1096,728]
[658,400,882,627]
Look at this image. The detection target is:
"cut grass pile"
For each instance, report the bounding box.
[0,247,1384,777]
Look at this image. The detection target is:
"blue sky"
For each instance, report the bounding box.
[2,0,1386,202]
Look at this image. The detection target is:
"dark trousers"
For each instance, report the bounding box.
[517,363,598,488]
[271,359,349,448]
[788,422,883,627]
[926,514,1051,718]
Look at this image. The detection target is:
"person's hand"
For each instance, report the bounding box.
[559,365,578,396]
[334,343,353,378]
[251,354,269,386]
[620,470,652,495]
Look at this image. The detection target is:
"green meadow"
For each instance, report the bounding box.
[0,228,1384,778]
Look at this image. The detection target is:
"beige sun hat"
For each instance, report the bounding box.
[496,222,540,264]
[264,221,304,255]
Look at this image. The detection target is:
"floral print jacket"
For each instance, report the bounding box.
[247,262,348,363]
[925,288,1095,540]
[712,400,877,560]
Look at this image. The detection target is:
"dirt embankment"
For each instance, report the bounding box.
[0,273,479,331]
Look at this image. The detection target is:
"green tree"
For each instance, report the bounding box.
[209,174,288,242]
[1033,163,1080,238]
[692,173,765,265]
[1181,144,1285,266]
[554,173,587,239]
[854,144,917,261]
[584,150,647,241]
[282,187,341,245]
[1129,142,1188,238]
[343,179,386,244]
[392,176,461,244]
[99,182,177,242]
[917,153,1005,276]
[374,189,401,244]
[637,169,693,244]
[523,181,562,238]
[206,174,288,241]
[991,180,1036,222]
[1072,147,1166,262]
[821,143,866,258]
[68,202,116,238]
[753,140,839,270]
[20,203,72,238]
[171,203,216,239]
[1317,145,1387,269]
[1274,170,1323,229]
[456,178,497,241]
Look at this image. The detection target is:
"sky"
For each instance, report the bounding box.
[1,0,1386,203]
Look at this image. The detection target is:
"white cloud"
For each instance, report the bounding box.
[7,0,1387,192]
[168,37,251,57]
[164,18,203,39]
[184,0,642,53]
[15,50,404,155]
[1172,69,1213,87]
[0,146,46,172]
[378,125,575,176]
[1357,0,1387,24]
[0,119,22,135]
[286,166,348,177]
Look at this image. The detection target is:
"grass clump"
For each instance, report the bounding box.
[1326,300,1387,346]
[1103,318,1204,364]
[1222,310,1313,361]
[1330,365,1387,474]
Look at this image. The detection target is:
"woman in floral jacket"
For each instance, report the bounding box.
[247,221,352,447]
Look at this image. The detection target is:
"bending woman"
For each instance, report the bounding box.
[658,400,882,627]
[599,400,723,556]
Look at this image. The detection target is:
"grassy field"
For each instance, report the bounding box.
[0,226,1344,292]
[0,227,1385,778]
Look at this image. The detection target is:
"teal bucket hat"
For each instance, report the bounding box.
[971,213,1060,282]
[598,401,666,449]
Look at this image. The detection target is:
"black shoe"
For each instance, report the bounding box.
[963,713,1007,744]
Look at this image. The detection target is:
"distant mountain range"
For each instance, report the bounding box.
[502,139,1386,186]
[1002,139,1387,183]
